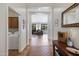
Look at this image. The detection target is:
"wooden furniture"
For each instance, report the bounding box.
[53,40,79,56]
[32,30,43,35]
[62,3,79,27]
[9,17,18,28]
[58,32,68,43]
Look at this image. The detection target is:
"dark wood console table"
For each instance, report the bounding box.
[53,40,79,56]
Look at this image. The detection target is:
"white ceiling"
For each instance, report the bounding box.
[8,3,73,15]
[26,3,73,8]
[8,3,73,8]
[8,3,26,8]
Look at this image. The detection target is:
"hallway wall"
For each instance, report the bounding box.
[48,9,54,40]
[26,9,30,45]
[8,8,18,17]
[53,7,79,49]
[19,9,27,52]
[53,8,69,40]
[0,4,8,56]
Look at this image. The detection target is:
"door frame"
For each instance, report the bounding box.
[29,12,51,40]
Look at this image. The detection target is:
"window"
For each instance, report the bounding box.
[41,24,47,30]
[32,24,36,30]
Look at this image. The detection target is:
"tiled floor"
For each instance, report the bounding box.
[27,34,53,56]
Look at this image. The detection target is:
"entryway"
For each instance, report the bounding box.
[26,10,53,56]
[8,7,19,56]
[18,8,53,56]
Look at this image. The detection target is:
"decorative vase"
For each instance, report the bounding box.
[67,37,73,47]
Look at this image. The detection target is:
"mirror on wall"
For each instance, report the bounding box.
[62,3,79,27]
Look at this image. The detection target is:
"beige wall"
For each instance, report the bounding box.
[53,8,79,49]
[69,28,79,49]
[0,4,8,56]
[8,8,18,17]
[18,9,27,52]
[53,8,69,40]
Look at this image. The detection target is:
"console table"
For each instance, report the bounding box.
[53,40,79,56]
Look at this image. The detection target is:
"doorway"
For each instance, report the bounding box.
[8,8,19,56]
[31,13,48,38]
[31,13,48,46]
[26,12,53,56]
